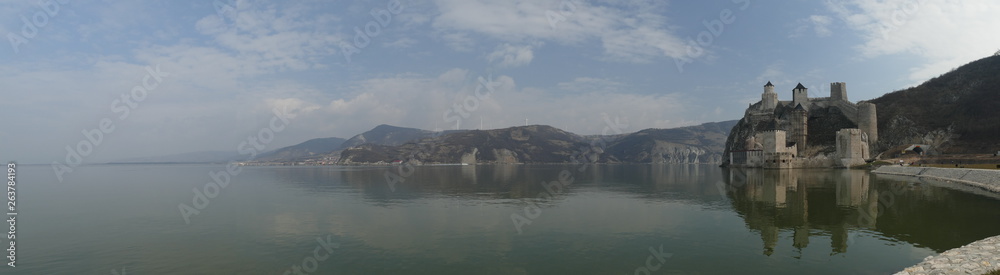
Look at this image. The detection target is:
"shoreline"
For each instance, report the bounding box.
[894,235,1000,275]
[873,166,1000,275]
[872,166,1000,193]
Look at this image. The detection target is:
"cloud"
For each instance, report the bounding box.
[809,15,833,37]
[486,43,535,68]
[790,15,832,38]
[430,0,687,62]
[557,77,624,93]
[383,37,418,48]
[754,64,785,85]
[826,0,1000,82]
[194,1,343,71]
[265,98,321,119]
[0,1,712,164]
[440,32,475,51]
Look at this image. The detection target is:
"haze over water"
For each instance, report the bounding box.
[16,164,1000,274]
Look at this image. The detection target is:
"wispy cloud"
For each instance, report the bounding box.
[430,0,687,62]
[825,0,1000,82]
[383,37,418,48]
[794,15,833,38]
[486,43,536,68]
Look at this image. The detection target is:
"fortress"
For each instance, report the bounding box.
[724,82,877,168]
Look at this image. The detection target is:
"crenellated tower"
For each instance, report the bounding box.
[762,81,777,110]
[830,82,847,101]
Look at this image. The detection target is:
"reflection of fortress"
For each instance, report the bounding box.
[725,169,878,256]
[726,82,877,168]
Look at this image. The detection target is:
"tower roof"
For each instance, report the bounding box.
[794,83,806,90]
[793,103,806,111]
[764,81,774,87]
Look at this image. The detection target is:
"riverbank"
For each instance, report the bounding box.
[874,166,1000,274]
[872,166,1000,193]
[895,235,1000,275]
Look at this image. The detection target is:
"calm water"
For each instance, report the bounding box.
[13,164,1000,274]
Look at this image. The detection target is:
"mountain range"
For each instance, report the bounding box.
[337,121,738,165]
[114,55,1000,165]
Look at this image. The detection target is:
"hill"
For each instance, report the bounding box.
[340,124,454,149]
[607,120,737,163]
[255,125,465,163]
[337,121,738,165]
[870,55,1000,154]
[255,137,347,162]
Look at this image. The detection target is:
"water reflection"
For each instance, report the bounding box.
[265,164,730,201]
[262,165,1000,256]
[722,168,1000,255]
[21,164,1000,274]
[727,169,887,255]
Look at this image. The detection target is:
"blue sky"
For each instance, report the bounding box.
[2,0,999,164]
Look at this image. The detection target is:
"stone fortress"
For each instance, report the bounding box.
[724,81,878,168]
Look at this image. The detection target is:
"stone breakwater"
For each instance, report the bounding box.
[874,166,1000,275]
[894,235,1000,275]
[873,166,1000,193]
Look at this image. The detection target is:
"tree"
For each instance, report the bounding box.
[995,49,1000,56]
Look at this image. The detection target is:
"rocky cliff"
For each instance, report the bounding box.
[723,103,859,162]
[607,121,736,164]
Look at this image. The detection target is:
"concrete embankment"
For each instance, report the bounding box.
[875,166,1000,274]
[872,166,1000,193]
[895,235,1000,275]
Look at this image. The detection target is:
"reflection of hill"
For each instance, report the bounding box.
[259,165,1000,254]
[723,168,1000,254]
[266,165,577,203]
[266,164,733,205]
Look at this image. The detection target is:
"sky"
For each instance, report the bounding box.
[2,0,999,164]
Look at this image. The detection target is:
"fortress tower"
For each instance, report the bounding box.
[836,129,870,167]
[857,102,878,144]
[789,104,808,155]
[830,82,847,101]
[758,130,787,153]
[762,81,777,110]
[792,83,809,107]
